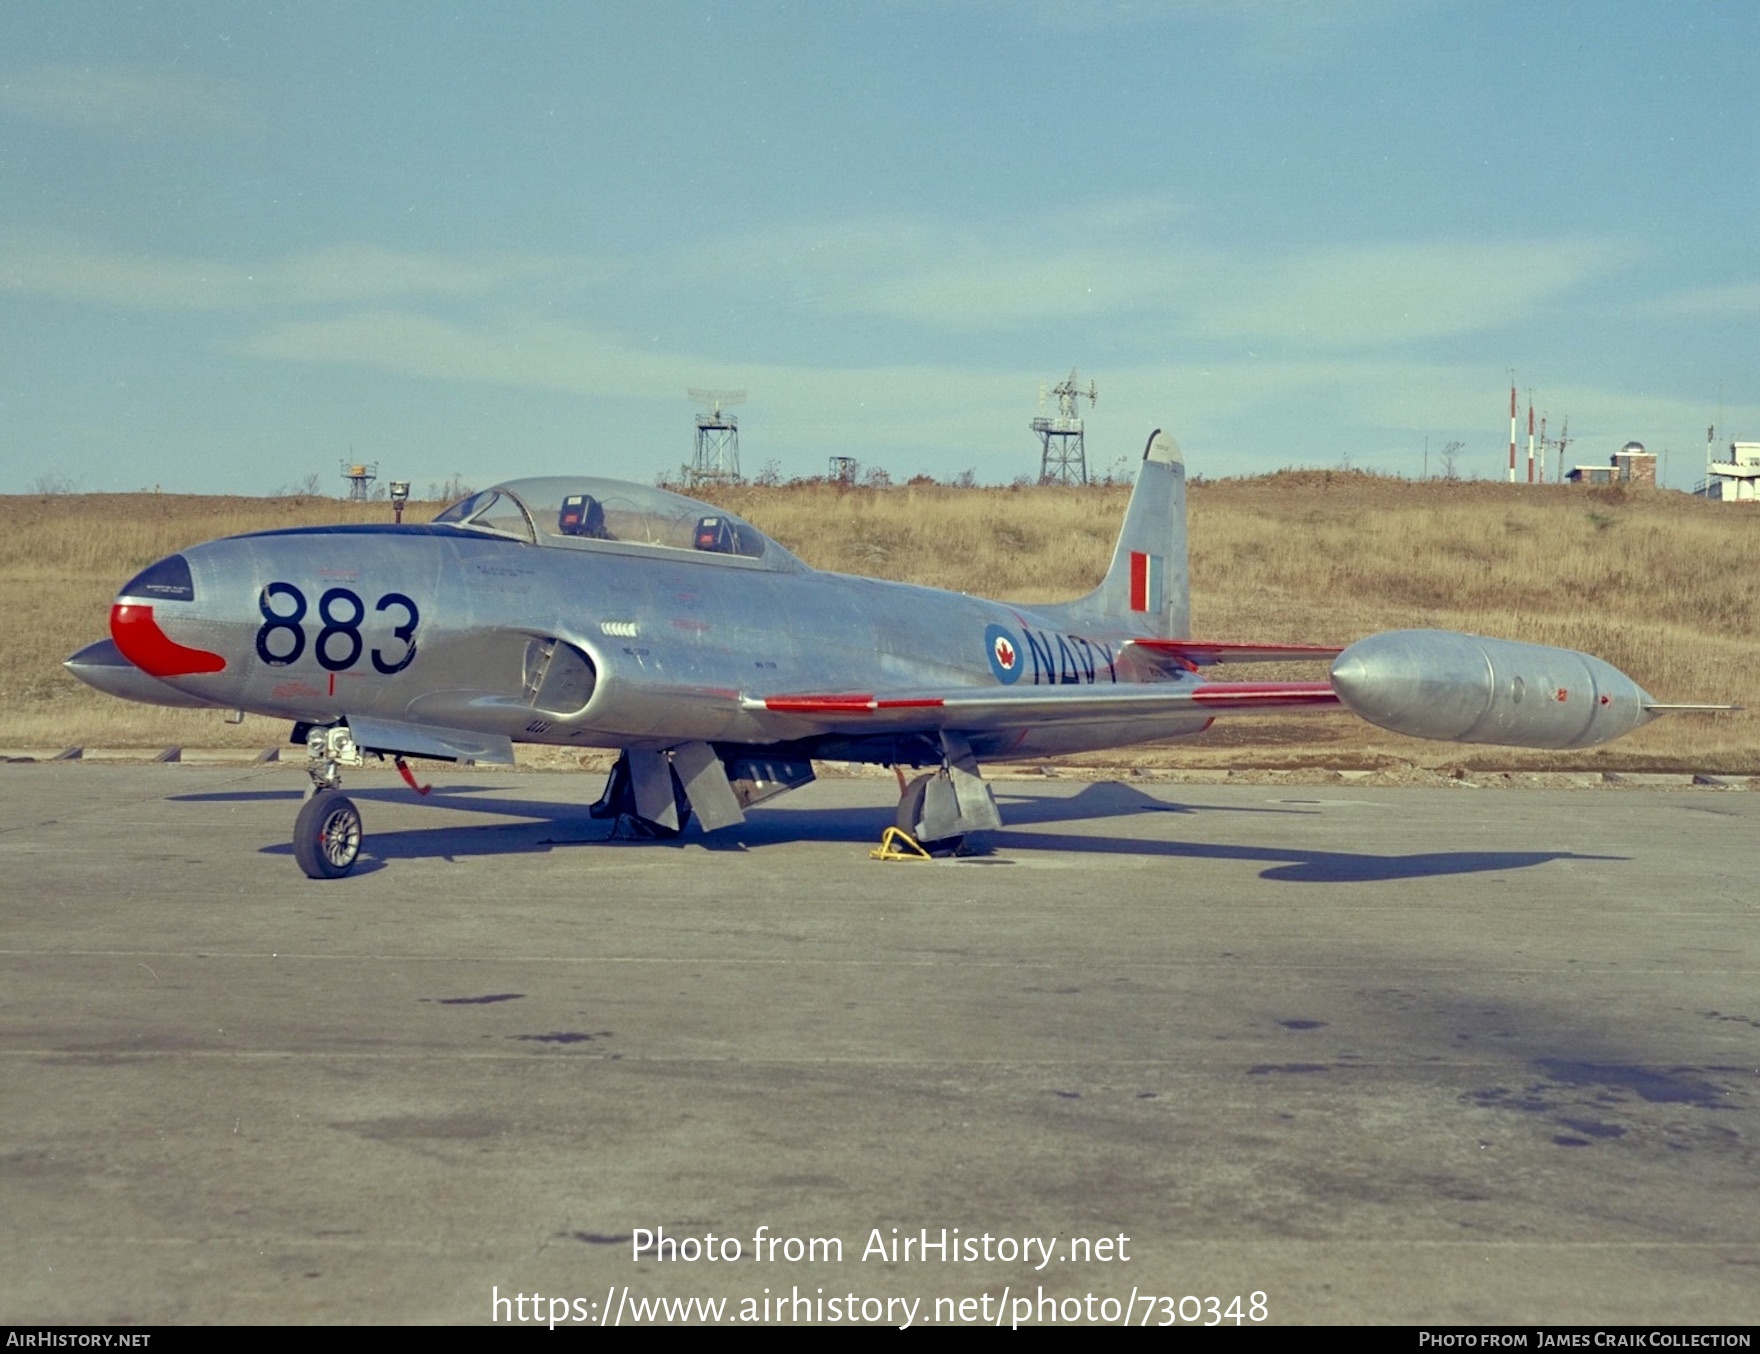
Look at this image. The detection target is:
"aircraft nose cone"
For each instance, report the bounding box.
[65,639,120,689]
[65,638,217,707]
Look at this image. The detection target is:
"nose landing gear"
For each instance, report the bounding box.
[294,724,368,879]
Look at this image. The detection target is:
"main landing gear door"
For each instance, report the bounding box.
[897,732,1002,847]
[672,741,746,831]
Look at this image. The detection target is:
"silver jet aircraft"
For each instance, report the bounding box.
[67,430,1723,878]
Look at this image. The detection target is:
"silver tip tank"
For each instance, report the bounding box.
[1329,629,1657,750]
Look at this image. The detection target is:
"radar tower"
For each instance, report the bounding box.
[339,457,378,501]
[686,389,746,488]
[1031,370,1097,485]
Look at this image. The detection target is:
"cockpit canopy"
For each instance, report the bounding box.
[432,477,799,571]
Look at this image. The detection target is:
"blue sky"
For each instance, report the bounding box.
[4,1,1756,494]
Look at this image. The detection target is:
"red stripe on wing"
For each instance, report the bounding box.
[1189,681,1339,709]
[763,694,947,715]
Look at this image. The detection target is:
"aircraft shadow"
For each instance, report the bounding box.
[237,779,1622,883]
[991,781,1311,823]
[172,783,511,805]
[261,818,611,866]
[982,833,1621,883]
[192,777,1262,818]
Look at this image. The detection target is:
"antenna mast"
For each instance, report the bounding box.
[1032,369,1097,485]
[1508,378,1517,484]
[685,388,747,488]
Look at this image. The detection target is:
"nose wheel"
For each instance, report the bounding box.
[294,723,369,878]
[294,791,363,879]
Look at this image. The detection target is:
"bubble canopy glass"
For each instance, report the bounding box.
[432,478,800,571]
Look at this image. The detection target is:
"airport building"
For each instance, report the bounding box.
[1694,441,1760,503]
[1565,440,1657,487]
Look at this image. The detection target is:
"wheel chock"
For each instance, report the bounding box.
[870,827,931,861]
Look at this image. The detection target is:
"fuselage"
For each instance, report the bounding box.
[81,478,1212,764]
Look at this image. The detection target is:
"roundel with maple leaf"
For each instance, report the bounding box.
[984,623,1023,684]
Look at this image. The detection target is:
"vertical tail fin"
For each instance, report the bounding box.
[1037,429,1190,639]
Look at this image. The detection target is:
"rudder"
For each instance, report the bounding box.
[1036,428,1189,640]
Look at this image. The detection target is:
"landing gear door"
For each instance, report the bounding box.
[672,741,747,832]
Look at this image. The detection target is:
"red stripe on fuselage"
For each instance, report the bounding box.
[110,604,226,677]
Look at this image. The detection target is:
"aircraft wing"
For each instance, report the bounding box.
[744,680,1338,735]
[345,714,516,766]
[1119,639,1344,674]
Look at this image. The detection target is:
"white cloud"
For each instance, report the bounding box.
[654,206,1204,330]
[5,214,1694,480]
[1200,238,1640,348]
[1648,282,1760,318]
[0,237,565,309]
[239,308,1059,462]
[922,0,1420,40]
[244,311,669,396]
[0,65,256,134]
[7,213,1631,357]
[676,213,1632,348]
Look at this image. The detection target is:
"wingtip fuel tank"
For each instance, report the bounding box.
[1330,629,1658,750]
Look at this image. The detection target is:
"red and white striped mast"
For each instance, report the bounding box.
[1508,381,1518,483]
[1527,393,1536,484]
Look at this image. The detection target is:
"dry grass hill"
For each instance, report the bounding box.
[2,473,1753,773]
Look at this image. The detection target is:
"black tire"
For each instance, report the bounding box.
[894,772,963,856]
[294,792,363,879]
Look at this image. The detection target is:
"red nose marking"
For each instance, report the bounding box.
[110,604,226,677]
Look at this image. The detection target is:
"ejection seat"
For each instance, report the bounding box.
[558,494,609,539]
[693,515,738,553]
